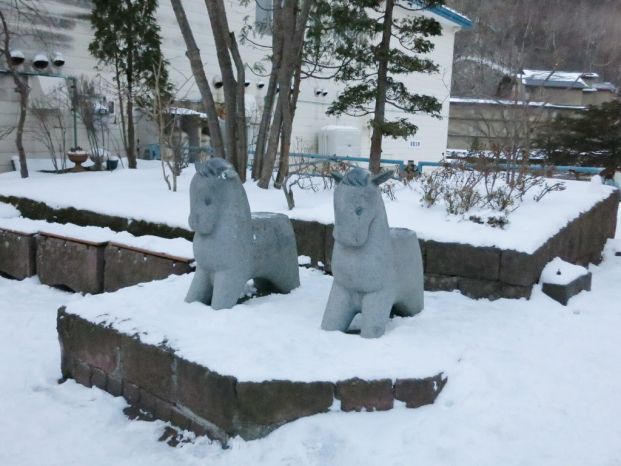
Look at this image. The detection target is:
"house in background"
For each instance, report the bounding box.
[448,69,618,151]
[0,0,472,173]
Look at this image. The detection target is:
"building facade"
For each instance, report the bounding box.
[0,0,471,173]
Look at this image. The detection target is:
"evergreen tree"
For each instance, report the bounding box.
[537,101,621,168]
[320,0,444,172]
[89,0,169,169]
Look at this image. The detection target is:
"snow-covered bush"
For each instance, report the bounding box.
[418,155,565,227]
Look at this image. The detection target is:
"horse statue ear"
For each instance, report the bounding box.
[371,170,393,186]
[331,172,344,184]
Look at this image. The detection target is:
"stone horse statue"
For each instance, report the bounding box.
[186,158,300,309]
[321,168,424,338]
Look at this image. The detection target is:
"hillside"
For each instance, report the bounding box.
[447,0,621,97]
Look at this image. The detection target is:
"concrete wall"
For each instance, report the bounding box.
[447,100,582,151]
[0,0,462,172]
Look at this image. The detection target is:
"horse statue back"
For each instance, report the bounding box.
[321,168,424,338]
[186,158,300,309]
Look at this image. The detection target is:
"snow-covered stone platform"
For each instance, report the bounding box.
[58,269,449,441]
[2,164,619,299]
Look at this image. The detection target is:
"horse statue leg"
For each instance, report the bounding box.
[321,282,357,332]
[210,269,249,310]
[360,289,394,338]
[185,266,214,305]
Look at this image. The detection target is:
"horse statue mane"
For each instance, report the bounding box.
[186,157,300,309]
[195,157,237,179]
[321,167,424,338]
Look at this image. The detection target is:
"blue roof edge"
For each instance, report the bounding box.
[430,5,474,29]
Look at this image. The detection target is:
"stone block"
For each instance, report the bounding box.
[104,243,193,292]
[174,358,238,434]
[542,272,592,306]
[425,241,500,281]
[500,247,549,287]
[499,283,532,300]
[107,377,123,397]
[91,367,107,390]
[56,310,122,377]
[458,277,504,300]
[123,382,141,404]
[73,361,92,388]
[335,378,393,412]
[0,228,36,279]
[291,219,326,267]
[36,234,105,294]
[138,389,157,413]
[236,380,334,440]
[121,337,174,400]
[424,273,459,292]
[394,374,447,408]
[169,407,191,431]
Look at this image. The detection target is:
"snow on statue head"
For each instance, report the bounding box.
[186,157,300,309]
[321,167,425,338]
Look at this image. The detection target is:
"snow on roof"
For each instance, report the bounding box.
[518,69,618,94]
[520,69,601,89]
[404,1,473,29]
[166,107,207,118]
[592,82,618,93]
[450,97,586,110]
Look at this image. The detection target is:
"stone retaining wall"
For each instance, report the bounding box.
[0,228,36,279]
[3,190,619,299]
[0,228,193,292]
[104,243,193,292]
[37,234,107,294]
[58,308,447,442]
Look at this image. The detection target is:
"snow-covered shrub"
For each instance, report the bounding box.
[418,154,565,227]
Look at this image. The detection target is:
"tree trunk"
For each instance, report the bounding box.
[15,81,29,178]
[251,3,283,180]
[114,62,129,158]
[229,31,247,182]
[1,10,29,178]
[368,0,395,174]
[126,95,137,168]
[204,0,241,172]
[252,71,278,180]
[258,97,283,188]
[170,0,225,159]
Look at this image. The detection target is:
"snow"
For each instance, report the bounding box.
[450,97,586,110]
[0,217,193,258]
[541,258,589,285]
[0,161,615,254]
[0,201,20,219]
[2,228,621,464]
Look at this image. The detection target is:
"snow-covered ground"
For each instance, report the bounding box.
[0,162,615,253]
[2,232,621,465]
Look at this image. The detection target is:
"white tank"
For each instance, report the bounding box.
[318,125,361,157]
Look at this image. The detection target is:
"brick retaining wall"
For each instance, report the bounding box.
[3,189,618,299]
[58,308,447,442]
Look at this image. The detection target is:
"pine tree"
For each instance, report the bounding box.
[322,0,445,172]
[89,0,169,169]
[537,101,621,168]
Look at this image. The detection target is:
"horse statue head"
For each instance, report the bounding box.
[189,158,242,235]
[331,167,393,248]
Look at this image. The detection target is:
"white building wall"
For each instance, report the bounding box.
[0,0,461,172]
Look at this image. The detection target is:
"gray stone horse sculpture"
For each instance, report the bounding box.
[321,168,424,338]
[186,158,300,309]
